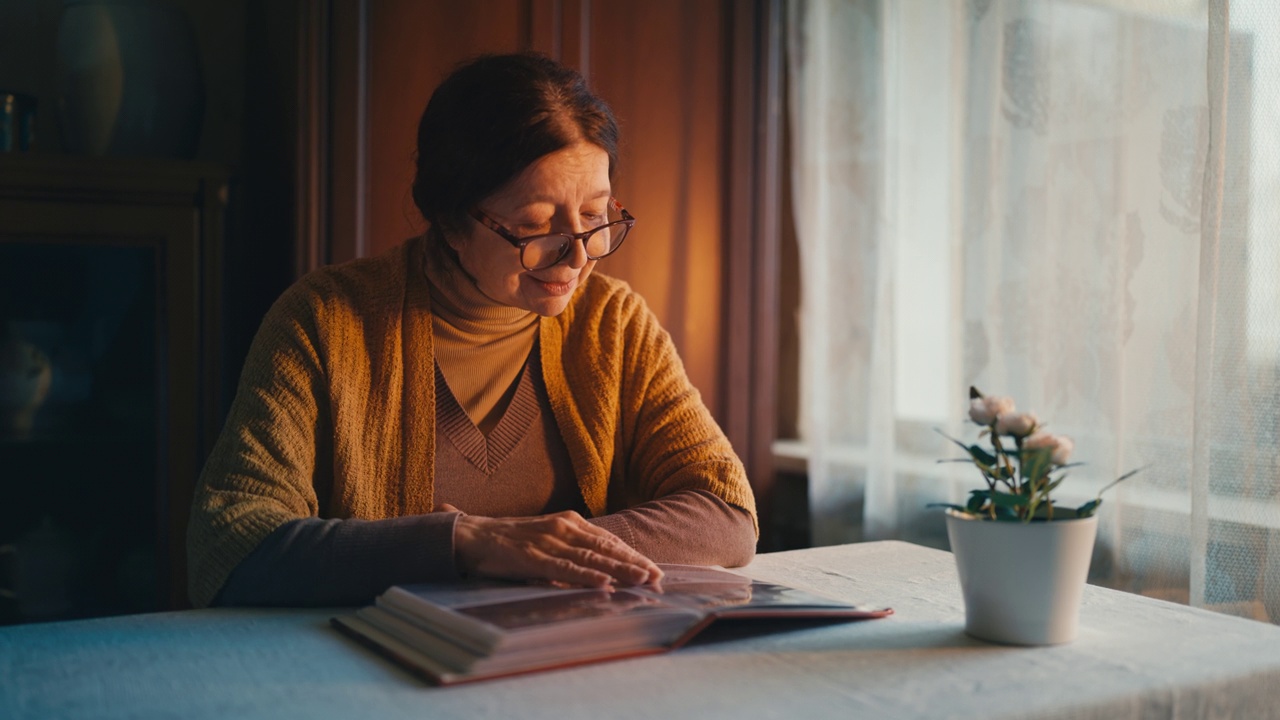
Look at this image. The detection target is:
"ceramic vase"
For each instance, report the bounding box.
[945,509,1098,645]
[54,0,204,158]
[0,329,53,440]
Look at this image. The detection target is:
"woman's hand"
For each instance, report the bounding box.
[440,504,663,588]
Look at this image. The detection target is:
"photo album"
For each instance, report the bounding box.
[332,563,892,685]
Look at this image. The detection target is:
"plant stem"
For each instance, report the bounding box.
[1013,436,1024,494]
[991,428,1016,493]
[1013,435,1026,520]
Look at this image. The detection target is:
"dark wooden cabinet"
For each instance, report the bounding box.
[0,154,227,622]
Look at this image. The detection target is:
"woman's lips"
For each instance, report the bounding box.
[530,276,576,296]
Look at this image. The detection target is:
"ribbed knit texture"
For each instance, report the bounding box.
[435,361,541,474]
[187,235,757,608]
[432,350,589,516]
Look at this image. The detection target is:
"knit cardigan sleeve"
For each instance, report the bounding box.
[187,280,342,607]
[544,275,759,560]
[189,239,447,608]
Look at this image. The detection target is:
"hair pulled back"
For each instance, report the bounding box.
[412,53,620,239]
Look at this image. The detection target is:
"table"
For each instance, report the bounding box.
[3,540,1280,720]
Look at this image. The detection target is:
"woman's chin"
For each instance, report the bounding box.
[527,296,574,317]
[519,276,582,316]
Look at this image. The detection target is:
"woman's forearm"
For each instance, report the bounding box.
[214,513,461,606]
[216,490,755,607]
[588,489,757,567]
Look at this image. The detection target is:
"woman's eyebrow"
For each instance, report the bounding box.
[517,189,612,206]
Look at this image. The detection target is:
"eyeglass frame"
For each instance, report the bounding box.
[468,197,636,271]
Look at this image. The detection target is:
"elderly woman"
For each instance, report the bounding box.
[188,53,757,608]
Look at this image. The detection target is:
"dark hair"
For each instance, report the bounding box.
[412,53,620,239]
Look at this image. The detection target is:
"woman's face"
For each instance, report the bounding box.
[447,141,611,317]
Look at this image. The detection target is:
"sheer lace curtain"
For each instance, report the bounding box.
[788,0,1280,622]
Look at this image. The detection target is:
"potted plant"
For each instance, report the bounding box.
[933,387,1140,645]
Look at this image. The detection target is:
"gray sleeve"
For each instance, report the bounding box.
[213,512,462,607]
[588,490,757,567]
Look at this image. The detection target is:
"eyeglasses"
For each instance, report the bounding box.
[469,197,636,271]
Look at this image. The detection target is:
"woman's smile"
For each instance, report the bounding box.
[527,274,578,296]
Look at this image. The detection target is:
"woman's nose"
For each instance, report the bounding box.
[560,235,590,268]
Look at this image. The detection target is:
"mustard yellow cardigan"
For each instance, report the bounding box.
[187,236,757,608]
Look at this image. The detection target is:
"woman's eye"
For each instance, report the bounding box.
[515,223,551,236]
[583,213,606,226]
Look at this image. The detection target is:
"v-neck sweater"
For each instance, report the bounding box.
[425,241,538,432]
[431,344,584,510]
[191,235,757,608]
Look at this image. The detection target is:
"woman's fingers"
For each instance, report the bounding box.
[555,518,663,584]
[539,512,662,584]
[573,535,662,585]
[452,510,662,588]
[527,548,616,588]
[558,545,654,586]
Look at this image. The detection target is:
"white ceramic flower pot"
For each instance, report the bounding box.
[945,509,1097,645]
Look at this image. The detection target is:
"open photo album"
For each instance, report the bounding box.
[332,563,893,685]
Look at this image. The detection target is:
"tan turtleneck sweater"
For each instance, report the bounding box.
[193,235,757,608]
[425,244,538,433]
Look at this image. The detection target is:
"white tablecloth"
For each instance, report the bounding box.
[3,540,1279,719]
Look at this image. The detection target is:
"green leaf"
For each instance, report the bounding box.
[965,444,997,467]
[989,491,1031,509]
[993,505,1020,521]
[1075,499,1102,517]
[926,503,968,512]
[931,429,1000,468]
[966,492,989,513]
[935,428,969,451]
[1096,465,1148,498]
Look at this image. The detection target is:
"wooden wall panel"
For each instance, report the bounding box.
[588,1,727,419]
[364,0,526,258]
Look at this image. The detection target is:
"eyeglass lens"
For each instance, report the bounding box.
[521,221,631,270]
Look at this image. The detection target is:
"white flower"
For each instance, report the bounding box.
[969,395,1016,425]
[996,411,1038,437]
[1051,436,1074,465]
[1024,432,1074,465]
[1023,432,1054,451]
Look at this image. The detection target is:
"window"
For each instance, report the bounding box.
[784,0,1280,622]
